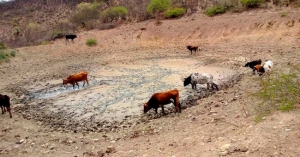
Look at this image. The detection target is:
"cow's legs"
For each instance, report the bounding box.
[7,107,12,118]
[154,108,158,114]
[83,79,89,87]
[1,106,4,114]
[252,68,256,75]
[76,82,80,89]
[161,105,166,114]
[192,83,197,90]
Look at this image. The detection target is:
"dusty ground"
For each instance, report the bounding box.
[1,8,300,157]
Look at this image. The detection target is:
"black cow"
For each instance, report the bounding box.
[0,94,12,118]
[65,34,77,43]
[186,45,198,55]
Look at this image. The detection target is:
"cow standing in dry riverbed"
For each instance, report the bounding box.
[63,71,89,89]
[0,94,12,118]
[144,89,181,114]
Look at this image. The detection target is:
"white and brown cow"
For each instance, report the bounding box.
[183,73,218,91]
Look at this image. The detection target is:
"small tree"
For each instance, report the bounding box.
[71,2,102,25]
[147,0,172,23]
[24,22,45,44]
[102,6,128,23]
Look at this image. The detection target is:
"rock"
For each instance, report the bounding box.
[106,146,116,153]
[83,151,95,156]
[237,145,248,152]
[16,139,25,144]
[49,145,55,150]
[97,150,105,157]
[219,143,234,155]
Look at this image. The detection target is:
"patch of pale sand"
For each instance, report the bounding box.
[108,62,151,69]
[92,68,125,77]
[156,58,200,70]
[157,58,237,84]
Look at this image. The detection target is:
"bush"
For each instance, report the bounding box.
[147,0,171,15]
[0,43,5,50]
[253,67,300,120]
[205,5,227,17]
[101,6,128,23]
[86,38,97,46]
[240,0,265,8]
[24,22,45,44]
[165,7,185,18]
[10,50,16,57]
[48,30,67,41]
[280,12,288,17]
[0,48,16,63]
[71,2,102,25]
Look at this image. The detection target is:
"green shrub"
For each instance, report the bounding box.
[165,7,185,18]
[0,48,16,62]
[253,67,300,119]
[40,41,50,45]
[205,5,227,17]
[280,12,288,17]
[10,51,16,57]
[0,50,6,60]
[240,0,265,8]
[0,43,5,50]
[86,38,97,46]
[101,6,128,23]
[147,0,171,15]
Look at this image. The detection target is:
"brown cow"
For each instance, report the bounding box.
[144,89,181,114]
[63,71,89,89]
[0,94,12,118]
[186,45,199,55]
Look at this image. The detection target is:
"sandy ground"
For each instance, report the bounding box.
[1,8,300,157]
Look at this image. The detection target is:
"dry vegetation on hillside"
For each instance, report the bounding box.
[1,0,300,47]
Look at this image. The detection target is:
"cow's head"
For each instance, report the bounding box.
[254,65,265,76]
[63,79,69,85]
[143,103,150,113]
[183,75,192,86]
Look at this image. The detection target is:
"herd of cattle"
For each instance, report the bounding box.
[0,44,274,118]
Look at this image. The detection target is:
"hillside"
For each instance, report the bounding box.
[0,4,300,157]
